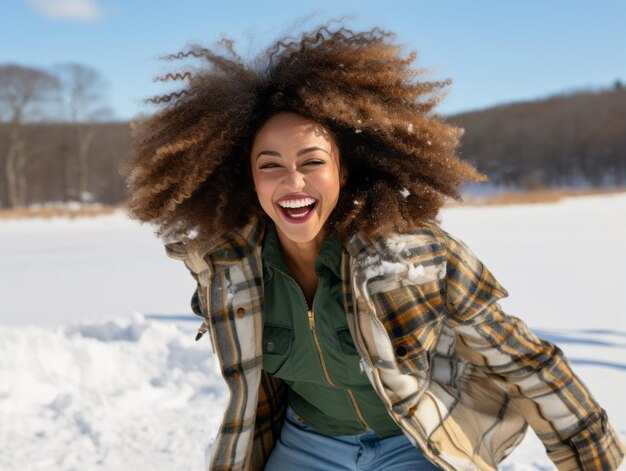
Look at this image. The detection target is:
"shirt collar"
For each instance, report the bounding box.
[262,224,342,280]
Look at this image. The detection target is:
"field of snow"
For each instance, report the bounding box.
[1,193,625,470]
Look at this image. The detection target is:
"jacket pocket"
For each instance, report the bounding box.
[335,326,371,385]
[336,326,359,356]
[370,283,443,376]
[262,324,293,376]
[390,335,432,377]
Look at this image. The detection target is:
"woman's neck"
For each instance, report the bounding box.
[274,226,325,275]
[273,226,324,307]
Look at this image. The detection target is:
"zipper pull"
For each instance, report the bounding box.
[307,309,315,330]
[195,318,216,354]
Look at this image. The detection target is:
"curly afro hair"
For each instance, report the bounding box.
[120,24,486,245]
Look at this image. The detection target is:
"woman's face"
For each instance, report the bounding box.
[250,112,345,244]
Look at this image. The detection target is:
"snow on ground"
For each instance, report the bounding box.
[0,313,226,471]
[1,193,625,470]
[0,211,193,327]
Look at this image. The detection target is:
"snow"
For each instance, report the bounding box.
[362,257,407,280]
[406,263,425,283]
[1,193,626,470]
[386,240,406,254]
[0,312,226,471]
[0,210,192,327]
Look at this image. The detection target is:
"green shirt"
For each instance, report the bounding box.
[261,224,402,438]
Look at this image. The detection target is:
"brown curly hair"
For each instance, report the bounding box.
[120,24,486,245]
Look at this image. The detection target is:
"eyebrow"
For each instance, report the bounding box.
[256,146,331,160]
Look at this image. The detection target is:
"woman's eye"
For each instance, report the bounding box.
[260,160,324,169]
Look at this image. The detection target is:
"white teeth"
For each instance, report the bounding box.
[277,197,316,208]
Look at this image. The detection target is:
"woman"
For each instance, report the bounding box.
[121,25,624,470]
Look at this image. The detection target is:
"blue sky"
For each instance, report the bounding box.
[1,0,624,120]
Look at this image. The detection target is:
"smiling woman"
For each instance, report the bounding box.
[251,112,347,305]
[251,113,344,240]
[120,23,624,471]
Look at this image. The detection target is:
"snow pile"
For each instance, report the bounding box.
[0,313,227,471]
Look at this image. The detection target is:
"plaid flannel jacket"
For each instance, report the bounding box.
[165,218,624,471]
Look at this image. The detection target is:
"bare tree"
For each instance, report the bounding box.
[55,63,112,203]
[0,64,59,208]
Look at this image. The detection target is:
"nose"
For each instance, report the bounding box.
[283,168,305,191]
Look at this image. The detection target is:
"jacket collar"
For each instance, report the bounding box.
[190,217,268,272]
[194,217,407,273]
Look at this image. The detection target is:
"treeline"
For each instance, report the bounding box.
[0,121,130,206]
[0,63,117,209]
[0,65,624,209]
[449,84,626,192]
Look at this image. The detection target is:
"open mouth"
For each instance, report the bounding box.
[276,200,318,222]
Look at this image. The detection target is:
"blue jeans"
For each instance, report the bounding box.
[264,405,441,470]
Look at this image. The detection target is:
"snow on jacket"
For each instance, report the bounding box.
[165,217,625,471]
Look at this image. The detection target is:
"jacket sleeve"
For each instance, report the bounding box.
[440,228,625,471]
[164,241,213,344]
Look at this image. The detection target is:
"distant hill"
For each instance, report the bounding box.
[1,85,624,208]
[447,85,626,193]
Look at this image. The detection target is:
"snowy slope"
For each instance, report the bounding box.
[1,193,625,470]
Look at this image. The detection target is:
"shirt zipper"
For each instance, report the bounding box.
[306,307,337,387]
[269,263,370,430]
